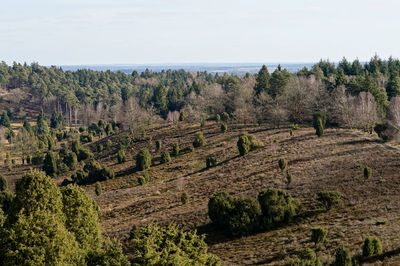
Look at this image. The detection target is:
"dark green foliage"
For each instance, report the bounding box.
[161,151,171,164]
[0,112,11,128]
[80,131,93,143]
[36,110,49,135]
[87,238,130,266]
[97,144,103,152]
[156,140,162,151]
[221,112,230,122]
[31,151,43,165]
[172,142,180,156]
[215,114,221,122]
[136,148,151,171]
[129,223,219,265]
[179,111,186,121]
[284,248,322,266]
[95,182,102,196]
[317,191,342,210]
[77,147,94,161]
[254,65,271,95]
[208,192,262,236]
[364,167,372,179]
[193,132,206,148]
[237,134,251,156]
[181,192,189,205]
[105,139,112,148]
[374,123,388,141]
[117,149,126,163]
[137,176,146,186]
[206,156,217,168]
[221,122,227,133]
[333,246,352,266]
[105,123,113,136]
[42,151,57,177]
[286,172,292,185]
[279,158,287,171]
[71,140,80,154]
[363,237,382,257]
[50,111,64,129]
[0,175,8,192]
[313,112,326,137]
[257,188,299,229]
[311,227,327,246]
[64,152,78,171]
[72,160,114,185]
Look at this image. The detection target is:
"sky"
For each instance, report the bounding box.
[1,0,400,65]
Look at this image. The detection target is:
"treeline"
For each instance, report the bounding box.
[2,55,400,138]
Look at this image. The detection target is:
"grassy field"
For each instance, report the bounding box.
[2,121,400,265]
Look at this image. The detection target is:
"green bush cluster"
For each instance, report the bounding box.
[333,246,352,266]
[208,188,299,236]
[317,191,342,210]
[72,160,115,185]
[311,227,328,246]
[206,156,217,168]
[95,182,102,196]
[117,149,126,163]
[80,131,93,143]
[0,171,129,265]
[278,158,287,171]
[136,148,151,171]
[129,223,220,265]
[313,112,327,137]
[221,123,227,133]
[138,172,150,186]
[193,132,206,148]
[161,151,171,164]
[181,192,189,205]
[172,142,180,156]
[283,248,321,266]
[362,237,382,257]
[237,133,263,156]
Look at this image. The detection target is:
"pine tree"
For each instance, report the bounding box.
[43,151,57,177]
[0,112,11,128]
[37,110,49,135]
[254,65,270,95]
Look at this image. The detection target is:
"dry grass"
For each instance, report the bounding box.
[3,122,400,265]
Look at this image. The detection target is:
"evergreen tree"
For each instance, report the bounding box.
[153,85,169,116]
[0,112,11,128]
[386,73,400,99]
[254,65,270,95]
[37,109,49,135]
[43,151,57,177]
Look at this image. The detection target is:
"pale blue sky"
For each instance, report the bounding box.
[1,0,400,65]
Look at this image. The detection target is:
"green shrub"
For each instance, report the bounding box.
[257,188,299,229]
[286,172,292,185]
[172,142,180,156]
[0,175,8,192]
[95,182,102,196]
[156,140,162,151]
[278,158,287,171]
[136,148,151,171]
[284,248,321,266]
[363,237,382,257]
[206,156,217,168]
[317,191,342,210]
[43,151,57,177]
[97,144,103,152]
[333,246,352,266]
[374,123,387,140]
[161,151,171,164]
[117,149,126,163]
[181,192,189,205]
[80,131,93,143]
[221,112,230,122]
[362,237,374,257]
[193,132,206,148]
[208,192,262,236]
[77,147,93,161]
[313,112,326,138]
[105,139,112,148]
[237,134,251,156]
[63,152,78,171]
[221,123,227,133]
[215,114,221,122]
[364,167,372,179]
[129,223,219,265]
[72,160,114,185]
[311,227,327,246]
[137,176,146,186]
[179,111,186,121]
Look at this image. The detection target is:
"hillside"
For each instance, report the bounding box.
[5,121,396,265]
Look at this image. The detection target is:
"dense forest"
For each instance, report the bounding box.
[1,55,400,264]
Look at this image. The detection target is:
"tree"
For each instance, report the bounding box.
[161,151,171,164]
[0,171,84,265]
[129,223,220,265]
[61,184,102,253]
[0,175,7,192]
[193,132,206,148]
[153,85,169,117]
[386,74,400,99]
[254,65,270,95]
[43,151,57,177]
[117,149,126,163]
[237,134,251,156]
[333,246,352,266]
[311,227,328,246]
[136,148,151,171]
[313,112,326,137]
[0,112,11,128]
[37,109,49,135]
